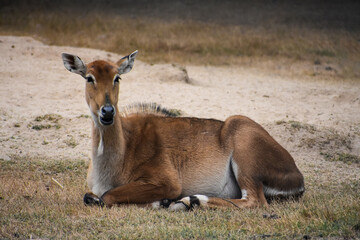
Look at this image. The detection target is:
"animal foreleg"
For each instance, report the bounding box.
[100,181,179,208]
[83,192,104,207]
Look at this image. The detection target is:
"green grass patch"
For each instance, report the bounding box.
[35,114,63,123]
[321,152,360,165]
[29,114,63,130]
[276,120,317,134]
[64,136,78,148]
[288,120,317,133]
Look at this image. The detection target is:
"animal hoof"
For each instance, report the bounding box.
[83,193,104,207]
[159,199,172,208]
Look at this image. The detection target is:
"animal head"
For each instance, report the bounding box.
[61,50,138,126]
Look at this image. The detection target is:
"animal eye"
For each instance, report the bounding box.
[114,75,121,84]
[86,76,95,83]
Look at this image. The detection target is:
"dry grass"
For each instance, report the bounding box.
[1,1,360,238]
[1,0,360,80]
[1,151,359,239]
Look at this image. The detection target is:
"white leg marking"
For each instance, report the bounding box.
[241,189,248,200]
[168,195,209,211]
[169,201,188,211]
[151,201,161,209]
[180,196,191,206]
[194,194,209,206]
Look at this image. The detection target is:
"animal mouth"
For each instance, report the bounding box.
[99,116,114,126]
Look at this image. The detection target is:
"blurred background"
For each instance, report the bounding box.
[1,0,359,80]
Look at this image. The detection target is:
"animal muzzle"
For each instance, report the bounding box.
[99,105,115,126]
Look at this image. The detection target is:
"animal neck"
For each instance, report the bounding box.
[92,112,125,160]
[89,111,126,196]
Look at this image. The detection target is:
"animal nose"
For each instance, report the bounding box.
[100,104,115,125]
[101,105,115,118]
[99,105,115,126]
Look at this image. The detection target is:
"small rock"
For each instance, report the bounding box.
[23,195,32,200]
[262,213,280,219]
[325,66,333,71]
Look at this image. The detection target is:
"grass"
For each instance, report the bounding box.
[276,120,317,134]
[321,152,360,165]
[64,135,79,148]
[29,114,62,130]
[1,1,360,80]
[0,155,359,239]
[34,114,62,123]
[1,1,360,238]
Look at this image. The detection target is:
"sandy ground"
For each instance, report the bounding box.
[0,36,359,187]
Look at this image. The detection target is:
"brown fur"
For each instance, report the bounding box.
[62,51,304,209]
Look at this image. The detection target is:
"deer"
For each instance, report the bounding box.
[61,50,304,211]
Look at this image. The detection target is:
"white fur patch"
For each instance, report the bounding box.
[91,179,112,198]
[88,107,104,157]
[194,194,209,206]
[97,133,104,157]
[180,197,191,206]
[169,201,188,211]
[151,201,161,209]
[230,156,239,181]
[241,189,248,200]
[90,107,100,128]
[168,195,209,211]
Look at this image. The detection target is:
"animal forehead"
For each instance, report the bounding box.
[87,60,117,79]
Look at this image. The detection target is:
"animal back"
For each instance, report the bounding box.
[119,103,182,117]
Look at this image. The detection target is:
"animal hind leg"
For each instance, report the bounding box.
[165,183,268,211]
[208,181,268,209]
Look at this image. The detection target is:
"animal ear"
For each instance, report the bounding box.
[117,50,138,75]
[61,53,87,78]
